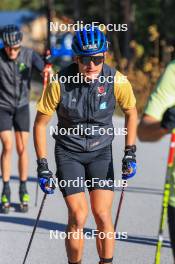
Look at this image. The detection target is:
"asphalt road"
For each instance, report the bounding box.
[0,102,173,264]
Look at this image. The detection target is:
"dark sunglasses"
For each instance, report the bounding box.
[7,46,21,51]
[79,56,104,66]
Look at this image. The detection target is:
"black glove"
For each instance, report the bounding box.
[122,145,137,179]
[161,106,175,131]
[37,158,55,194]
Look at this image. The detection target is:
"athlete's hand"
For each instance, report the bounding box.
[122,145,137,180]
[37,158,55,194]
[161,106,175,132]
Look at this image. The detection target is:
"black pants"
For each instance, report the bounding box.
[168,205,175,258]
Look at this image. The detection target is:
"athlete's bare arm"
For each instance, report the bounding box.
[124,106,137,146]
[33,111,52,159]
[138,114,167,142]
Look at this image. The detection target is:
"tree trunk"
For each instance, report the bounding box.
[120,0,131,59]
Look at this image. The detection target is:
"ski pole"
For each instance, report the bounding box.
[114,186,125,231]
[155,129,175,264]
[22,193,47,264]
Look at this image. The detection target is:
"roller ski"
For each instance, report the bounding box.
[19,183,30,213]
[1,184,11,214]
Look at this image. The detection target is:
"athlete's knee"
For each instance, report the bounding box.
[16,144,27,156]
[2,141,13,153]
[69,209,88,229]
[93,209,111,226]
[15,132,29,156]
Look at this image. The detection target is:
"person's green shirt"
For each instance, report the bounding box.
[144,60,175,207]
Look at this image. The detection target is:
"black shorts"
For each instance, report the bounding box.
[168,205,175,258]
[55,143,114,197]
[0,105,30,132]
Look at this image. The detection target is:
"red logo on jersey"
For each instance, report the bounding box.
[98,86,105,94]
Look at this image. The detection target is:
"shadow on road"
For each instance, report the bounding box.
[0,215,171,248]
[1,177,163,195]
[115,186,163,196]
[126,235,171,248]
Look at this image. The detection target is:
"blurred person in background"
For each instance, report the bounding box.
[138,60,175,262]
[34,25,137,264]
[0,24,45,213]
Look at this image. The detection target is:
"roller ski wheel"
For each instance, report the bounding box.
[19,193,30,213]
[1,194,10,214]
[20,202,28,213]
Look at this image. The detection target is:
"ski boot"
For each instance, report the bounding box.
[1,184,11,214]
[19,184,30,213]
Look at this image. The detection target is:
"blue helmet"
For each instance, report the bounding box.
[2,24,23,47]
[72,26,108,56]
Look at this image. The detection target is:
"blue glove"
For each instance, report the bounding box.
[122,145,137,180]
[37,158,55,194]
